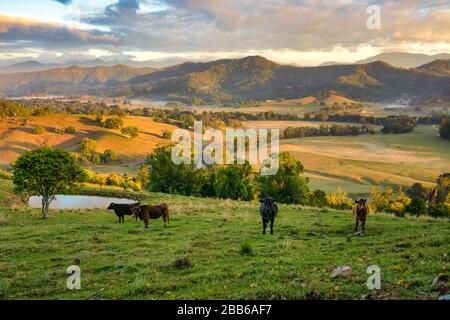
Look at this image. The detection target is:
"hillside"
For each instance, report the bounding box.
[2,56,450,103]
[114,57,450,102]
[356,52,450,68]
[0,182,448,299]
[0,115,177,169]
[416,60,450,76]
[0,65,155,96]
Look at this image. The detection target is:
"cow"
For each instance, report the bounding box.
[107,202,140,223]
[353,199,368,232]
[260,197,278,235]
[132,204,169,229]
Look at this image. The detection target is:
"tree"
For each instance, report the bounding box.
[439,119,450,140]
[309,189,328,207]
[12,147,83,219]
[33,126,46,135]
[255,152,310,204]
[101,149,118,163]
[407,183,429,201]
[121,126,139,139]
[103,117,124,129]
[78,138,97,158]
[214,163,253,201]
[145,144,202,195]
[406,197,427,216]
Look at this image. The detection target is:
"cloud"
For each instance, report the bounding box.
[0,15,118,49]
[54,0,72,5]
[76,0,450,54]
[2,0,450,65]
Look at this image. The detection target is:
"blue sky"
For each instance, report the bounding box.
[0,0,449,66]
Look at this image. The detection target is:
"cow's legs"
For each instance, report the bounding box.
[262,220,267,235]
[355,218,359,232]
[362,218,366,231]
[270,219,274,235]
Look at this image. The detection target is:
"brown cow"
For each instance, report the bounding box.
[132,204,169,229]
[353,199,368,232]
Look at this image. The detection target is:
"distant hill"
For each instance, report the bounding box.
[1,56,450,103]
[356,52,450,69]
[110,56,450,103]
[0,65,155,96]
[416,60,450,76]
[0,58,186,74]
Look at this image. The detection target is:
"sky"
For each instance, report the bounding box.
[0,0,449,66]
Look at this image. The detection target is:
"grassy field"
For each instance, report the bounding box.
[281,125,450,194]
[1,115,449,194]
[0,114,177,172]
[0,180,448,300]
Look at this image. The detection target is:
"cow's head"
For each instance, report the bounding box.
[263,197,277,213]
[107,203,115,210]
[131,206,142,218]
[355,199,367,207]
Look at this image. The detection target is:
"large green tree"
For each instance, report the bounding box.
[12,147,83,219]
[214,163,253,201]
[256,152,310,204]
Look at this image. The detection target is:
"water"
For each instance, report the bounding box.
[28,195,137,210]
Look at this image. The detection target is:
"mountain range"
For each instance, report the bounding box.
[1,56,450,103]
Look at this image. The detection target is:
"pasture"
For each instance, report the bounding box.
[281,125,450,194]
[0,114,177,173]
[0,181,448,300]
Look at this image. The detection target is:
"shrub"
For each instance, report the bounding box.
[326,187,352,210]
[65,126,77,134]
[121,126,139,139]
[101,149,118,163]
[78,138,97,157]
[428,203,450,219]
[239,243,254,256]
[162,130,172,140]
[309,190,328,208]
[169,257,193,270]
[0,168,12,180]
[33,126,46,135]
[439,119,450,140]
[103,117,124,129]
[406,197,427,216]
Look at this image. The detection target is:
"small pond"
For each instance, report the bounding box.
[28,195,137,210]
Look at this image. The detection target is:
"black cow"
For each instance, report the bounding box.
[260,197,278,235]
[107,202,140,223]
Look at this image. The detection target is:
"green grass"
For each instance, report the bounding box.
[0,182,449,300]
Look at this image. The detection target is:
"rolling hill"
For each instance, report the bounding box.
[1,56,450,103]
[356,52,450,68]
[0,65,155,96]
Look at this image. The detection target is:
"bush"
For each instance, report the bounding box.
[309,190,328,208]
[326,187,352,210]
[33,126,46,135]
[78,138,97,157]
[101,149,118,163]
[239,243,254,256]
[121,126,139,139]
[65,126,77,134]
[406,197,427,216]
[0,168,12,180]
[162,130,172,140]
[428,203,450,219]
[103,117,124,129]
